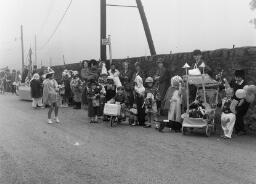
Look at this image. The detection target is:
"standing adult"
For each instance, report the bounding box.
[230,70,248,135]
[108,63,122,87]
[191,49,212,76]
[132,62,145,82]
[119,61,133,88]
[80,60,90,106]
[120,61,134,108]
[70,71,83,109]
[154,58,169,113]
[30,73,43,108]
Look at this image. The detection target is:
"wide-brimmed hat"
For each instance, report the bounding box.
[43,67,55,78]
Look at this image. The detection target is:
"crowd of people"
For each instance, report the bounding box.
[4,49,256,139]
[0,68,21,94]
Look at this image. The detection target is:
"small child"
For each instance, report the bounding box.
[221,88,236,139]
[113,86,127,120]
[43,69,60,124]
[87,79,102,123]
[144,77,158,128]
[129,104,138,125]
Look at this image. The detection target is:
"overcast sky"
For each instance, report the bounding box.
[0,0,255,70]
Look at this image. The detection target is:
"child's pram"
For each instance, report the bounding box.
[182,74,219,137]
[103,103,121,127]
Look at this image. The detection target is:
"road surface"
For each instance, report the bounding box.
[0,94,256,184]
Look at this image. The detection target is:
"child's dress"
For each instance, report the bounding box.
[168,89,182,122]
[144,88,158,114]
[43,79,60,106]
[221,97,236,138]
[87,85,102,118]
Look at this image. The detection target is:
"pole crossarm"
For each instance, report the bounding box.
[106,4,137,8]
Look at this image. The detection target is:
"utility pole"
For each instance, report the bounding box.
[63,55,66,65]
[34,35,37,67]
[20,25,25,74]
[100,0,107,61]
[136,0,156,55]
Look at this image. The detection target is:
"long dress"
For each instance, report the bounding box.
[221,97,236,138]
[168,89,182,122]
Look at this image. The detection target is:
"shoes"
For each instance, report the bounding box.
[48,119,53,124]
[55,117,60,123]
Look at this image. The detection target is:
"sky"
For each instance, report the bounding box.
[0,0,255,70]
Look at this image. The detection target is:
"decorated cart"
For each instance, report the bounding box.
[181,63,219,137]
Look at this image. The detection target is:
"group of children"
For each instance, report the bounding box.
[85,71,160,127]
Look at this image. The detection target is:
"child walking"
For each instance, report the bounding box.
[43,68,60,124]
[144,77,158,128]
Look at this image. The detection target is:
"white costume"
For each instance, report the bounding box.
[168,76,182,122]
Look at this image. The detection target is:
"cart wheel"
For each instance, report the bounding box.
[205,126,211,137]
[182,127,187,135]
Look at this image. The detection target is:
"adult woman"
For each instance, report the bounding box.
[108,63,122,87]
[119,61,133,88]
[154,58,169,112]
[30,73,43,108]
[132,62,145,82]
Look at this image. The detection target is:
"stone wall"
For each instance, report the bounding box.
[49,46,256,84]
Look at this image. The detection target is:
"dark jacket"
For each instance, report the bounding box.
[30,79,43,98]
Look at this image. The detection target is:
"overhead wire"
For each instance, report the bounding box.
[39,0,73,50]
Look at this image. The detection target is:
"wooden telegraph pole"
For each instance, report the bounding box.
[136,0,156,56]
[100,0,107,61]
[20,25,25,74]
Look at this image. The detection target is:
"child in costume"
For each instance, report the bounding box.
[163,76,183,123]
[97,73,107,118]
[144,77,158,128]
[129,104,138,125]
[134,75,146,126]
[87,79,102,123]
[112,86,127,120]
[43,68,61,124]
[30,73,43,108]
[220,88,236,139]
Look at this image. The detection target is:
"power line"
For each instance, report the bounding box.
[39,0,73,50]
[106,4,137,8]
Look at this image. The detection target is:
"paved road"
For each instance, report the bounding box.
[0,94,256,184]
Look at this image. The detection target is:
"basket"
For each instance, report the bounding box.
[103,103,121,116]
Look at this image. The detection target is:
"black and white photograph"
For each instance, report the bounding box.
[1,0,256,183]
